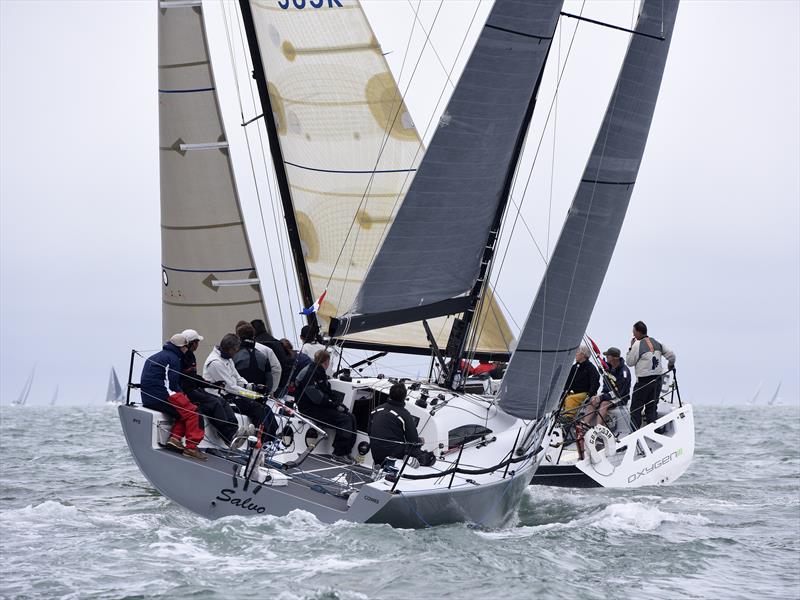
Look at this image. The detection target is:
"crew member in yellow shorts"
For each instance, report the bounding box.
[561,346,600,419]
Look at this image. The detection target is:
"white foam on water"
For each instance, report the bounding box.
[0,500,88,530]
[589,502,710,533]
[280,555,380,578]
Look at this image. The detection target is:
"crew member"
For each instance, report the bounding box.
[251,319,292,394]
[369,382,435,468]
[140,333,206,460]
[561,346,600,419]
[299,325,325,361]
[295,350,357,464]
[179,328,238,445]
[234,322,282,395]
[626,321,676,429]
[583,347,631,428]
[203,333,277,443]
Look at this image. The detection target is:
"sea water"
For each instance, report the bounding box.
[1,404,798,599]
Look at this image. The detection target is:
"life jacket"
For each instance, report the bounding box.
[234,346,267,385]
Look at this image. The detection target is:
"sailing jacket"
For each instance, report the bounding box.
[233,340,282,394]
[626,336,676,378]
[369,398,422,463]
[562,360,600,396]
[202,346,250,397]
[599,361,631,405]
[295,363,335,412]
[255,331,292,390]
[140,342,184,405]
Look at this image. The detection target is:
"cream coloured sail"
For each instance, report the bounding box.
[246,0,513,355]
[159,0,268,361]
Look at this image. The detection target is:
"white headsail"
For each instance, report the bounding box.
[242,0,513,355]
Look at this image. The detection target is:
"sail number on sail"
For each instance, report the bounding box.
[277,0,343,9]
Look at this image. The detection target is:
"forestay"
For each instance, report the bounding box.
[245,0,513,355]
[159,1,268,360]
[499,0,680,421]
[331,0,563,338]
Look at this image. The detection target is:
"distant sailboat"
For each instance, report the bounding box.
[49,385,59,406]
[768,382,782,406]
[106,368,125,405]
[12,366,36,406]
[749,382,763,405]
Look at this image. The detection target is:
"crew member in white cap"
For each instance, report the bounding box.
[179,329,238,444]
[139,333,207,460]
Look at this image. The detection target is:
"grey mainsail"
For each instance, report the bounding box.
[499,0,680,421]
[331,0,564,337]
[159,0,268,360]
[106,367,125,404]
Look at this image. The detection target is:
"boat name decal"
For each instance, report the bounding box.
[278,0,343,9]
[627,448,683,483]
[215,488,267,514]
[363,495,380,504]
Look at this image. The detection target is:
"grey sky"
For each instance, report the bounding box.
[1,0,798,406]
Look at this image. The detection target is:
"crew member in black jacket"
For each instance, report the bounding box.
[369,383,435,468]
[562,345,600,419]
[296,350,357,464]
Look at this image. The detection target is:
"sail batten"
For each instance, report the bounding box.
[498,0,680,422]
[332,0,564,339]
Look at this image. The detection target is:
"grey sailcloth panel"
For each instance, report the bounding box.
[159,1,268,362]
[333,0,564,337]
[498,0,680,421]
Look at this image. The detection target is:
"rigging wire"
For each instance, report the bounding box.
[329,1,484,318]
[219,0,291,337]
[230,0,305,336]
[356,0,484,290]
[541,11,641,419]
[333,0,429,314]
[465,4,586,366]
[328,0,446,308]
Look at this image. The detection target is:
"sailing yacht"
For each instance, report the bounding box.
[119,0,689,524]
[11,366,35,406]
[106,368,125,405]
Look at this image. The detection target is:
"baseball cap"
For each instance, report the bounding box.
[182,329,204,343]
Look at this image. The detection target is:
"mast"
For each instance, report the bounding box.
[330,0,564,340]
[238,0,316,325]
